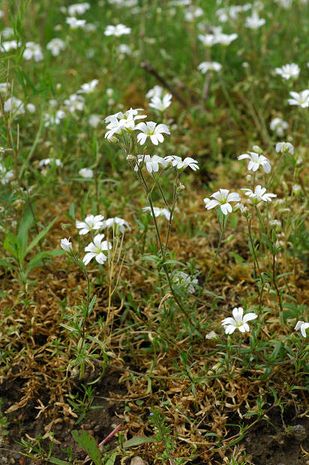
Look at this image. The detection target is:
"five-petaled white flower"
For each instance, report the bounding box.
[275,63,300,80]
[135,122,170,145]
[60,238,73,252]
[134,155,168,174]
[83,234,112,265]
[222,307,257,334]
[270,117,288,136]
[143,206,171,221]
[198,61,222,74]
[79,168,94,178]
[242,185,277,203]
[238,150,271,173]
[275,142,294,155]
[78,79,98,94]
[245,12,266,29]
[204,189,240,215]
[47,38,66,56]
[66,16,86,29]
[104,24,131,37]
[165,155,199,171]
[105,108,146,140]
[23,42,43,61]
[76,214,105,235]
[288,90,309,108]
[294,320,309,338]
[103,217,131,233]
[149,93,172,112]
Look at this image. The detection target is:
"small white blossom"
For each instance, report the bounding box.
[0,163,14,185]
[135,122,170,145]
[88,114,101,128]
[222,307,257,334]
[44,110,66,127]
[76,214,105,235]
[275,142,294,155]
[47,38,66,56]
[165,155,199,171]
[60,238,73,252]
[275,63,300,80]
[104,108,146,140]
[104,24,131,37]
[26,103,36,113]
[66,16,86,29]
[143,207,171,221]
[198,61,222,74]
[64,94,85,113]
[67,2,90,16]
[204,189,240,215]
[134,155,168,174]
[146,86,164,100]
[39,158,63,169]
[270,117,288,137]
[0,40,21,52]
[83,234,112,265]
[78,79,98,94]
[294,321,309,338]
[4,97,25,116]
[0,82,10,94]
[238,149,271,173]
[79,168,93,178]
[245,11,266,29]
[103,217,131,233]
[149,93,172,112]
[288,90,309,108]
[23,42,43,61]
[242,185,277,203]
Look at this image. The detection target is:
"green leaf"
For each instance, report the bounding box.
[17,207,34,258]
[72,430,102,465]
[49,458,70,465]
[26,217,57,255]
[3,233,19,260]
[26,250,63,275]
[104,452,118,465]
[123,436,158,449]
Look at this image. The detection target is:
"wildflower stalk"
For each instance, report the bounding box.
[205,213,228,283]
[136,162,201,335]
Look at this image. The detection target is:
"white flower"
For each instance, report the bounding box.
[143,207,171,221]
[238,150,271,173]
[118,44,132,55]
[88,114,101,128]
[135,122,170,145]
[103,217,131,233]
[275,0,293,7]
[134,155,168,174]
[67,2,90,16]
[0,27,14,39]
[173,271,198,294]
[39,158,63,168]
[0,163,14,185]
[275,63,300,80]
[104,108,146,140]
[149,93,172,112]
[184,6,203,21]
[294,320,309,338]
[26,103,36,113]
[275,142,294,155]
[270,117,288,136]
[198,61,222,74]
[0,40,21,52]
[83,234,112,265]
[146,85,163,100]
[44,110,66,127]
[4,97,25,116]
[198,28,238,46]
[0,82,10,93]
[64,94,85,113]
[242,185,277,203]
[104,24,131,37]
[222,307,257,334]
[47,38,66,56]
[165,155,199,171]
[288,90,309,108]
[79,168,93,178]
[76,214,105,235]
[23,42,43,61]
[66,16,86,29]
[204,189,240,215]
[60,238,73,252]
[78,79,98,94]
[245,12,265,29]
